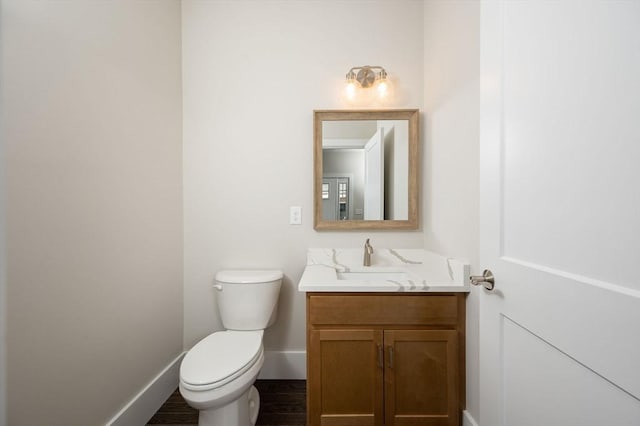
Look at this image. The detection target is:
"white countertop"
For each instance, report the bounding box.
[298,248,470,293]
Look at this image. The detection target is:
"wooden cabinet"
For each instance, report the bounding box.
[306,293,465,426]
[384,329,458,426]
[308,328,383,425]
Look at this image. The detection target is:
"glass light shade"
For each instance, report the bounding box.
[344,79,360,102]
[375,76,393,102]
[376,80,389,96]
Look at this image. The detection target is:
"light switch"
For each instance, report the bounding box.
[289,206,302,225]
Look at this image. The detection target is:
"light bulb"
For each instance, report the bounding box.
[377,79,390,97]
[345,80,360,101]
[344,70,362,104]
[374,72,393,103]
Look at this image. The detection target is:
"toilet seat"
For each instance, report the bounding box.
[180,330,263,391]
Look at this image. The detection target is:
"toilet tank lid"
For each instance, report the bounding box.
[216,270,283,284]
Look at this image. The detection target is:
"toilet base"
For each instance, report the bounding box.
[198,385,260,426]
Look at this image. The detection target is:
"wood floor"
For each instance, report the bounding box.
[147,380,306,426]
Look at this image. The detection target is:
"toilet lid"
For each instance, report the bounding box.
[180,330,263,388]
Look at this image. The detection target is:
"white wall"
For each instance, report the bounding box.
[423,0,480,421]
[1,1,183,424]
[378,119,409,220]
[182,0,425,355]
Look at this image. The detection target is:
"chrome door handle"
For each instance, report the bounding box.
[470,269,495,291]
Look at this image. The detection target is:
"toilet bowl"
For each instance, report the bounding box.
[179,270,282,426]
[180,330,264,425]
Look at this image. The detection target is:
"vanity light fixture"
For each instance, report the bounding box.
[344,65,393,103]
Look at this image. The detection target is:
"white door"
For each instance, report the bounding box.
[479,1,640,425]
[364,128,384,220]
[321,178,339,221]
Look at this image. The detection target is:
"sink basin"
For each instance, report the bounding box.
[336,271,409,281]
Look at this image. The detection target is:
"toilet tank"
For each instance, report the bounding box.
[214,270,283,330]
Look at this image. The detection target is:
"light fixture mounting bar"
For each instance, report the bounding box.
[346,65,388,88]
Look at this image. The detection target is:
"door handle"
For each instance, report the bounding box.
[470,269,495,291]
[377,344,383,369]
[387,346,394,369]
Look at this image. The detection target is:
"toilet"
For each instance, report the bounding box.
[179,270,283,426]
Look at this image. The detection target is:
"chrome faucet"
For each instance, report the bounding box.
[363,238,374,266]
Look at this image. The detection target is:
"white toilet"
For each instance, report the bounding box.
[179,270,283,426]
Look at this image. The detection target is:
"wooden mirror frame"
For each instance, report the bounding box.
[313,109,419,230]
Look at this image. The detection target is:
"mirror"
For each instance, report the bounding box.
[314,109,419,230]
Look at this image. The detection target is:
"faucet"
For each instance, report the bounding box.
[363,238,374,266]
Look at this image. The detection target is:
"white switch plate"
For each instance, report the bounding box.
[289,206,302,225]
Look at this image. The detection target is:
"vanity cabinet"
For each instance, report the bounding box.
[306,293,465,426]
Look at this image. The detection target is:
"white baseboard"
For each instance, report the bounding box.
[463,409,479,426]
[107,349,304,425]
[107,352,185,426]
[258,350,306,380]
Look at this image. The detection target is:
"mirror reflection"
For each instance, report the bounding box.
[322,119,409,221]
[313,109,419,231]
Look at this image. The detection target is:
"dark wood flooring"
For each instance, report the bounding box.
[147,380,306,426]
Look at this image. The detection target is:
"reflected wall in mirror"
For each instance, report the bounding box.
[314,109,419,230]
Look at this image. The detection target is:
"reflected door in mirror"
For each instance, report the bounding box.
[363,128,384,220]
[322,177,351,220]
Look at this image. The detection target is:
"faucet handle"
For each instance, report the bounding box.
[363,238,373,266]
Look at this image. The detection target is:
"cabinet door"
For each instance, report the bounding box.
[384,330,459,426]
[308,329,384,426]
